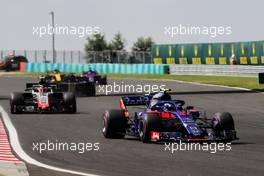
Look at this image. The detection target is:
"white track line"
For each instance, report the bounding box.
[116,77,264,94]
[163,79,252,91]
[166,79,264,95]
[0,106,101,176]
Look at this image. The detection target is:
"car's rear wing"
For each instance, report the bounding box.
[25,83,58,90]
[121,95,152,106]
[26,83,39,89]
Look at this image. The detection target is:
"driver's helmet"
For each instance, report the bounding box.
[176,104,183,111]
[39,75,45,84]
[150,92,172,107]
[88,67,97,74]
[163,103,175,112]
[50,76,56,83]
[36,85,44,94]
[152,92,171,101]
[88,67,93,73]
[53,69,60,74]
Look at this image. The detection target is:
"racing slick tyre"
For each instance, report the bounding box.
[211,112,235,141]
[102,109,127,138]
[139,113,160,143]
[63,92,76,113]
[5,66,11,72]
[87,84,96,96]
[100,76,107,85]
[10,93,24,114]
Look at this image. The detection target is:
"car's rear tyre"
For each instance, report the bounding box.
[100,76,107,85]
[87,84,96,96]
[63,92,76,113]
[10,93,24,114]
[139,113,160,143]
[5,65,11,72]
[102,109,127,138]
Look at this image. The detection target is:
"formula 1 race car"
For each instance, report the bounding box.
[102,90,238,143]
[38,71,96,96]
[41,69,107,85]
[0,55,28,71]
[10,84,76,114]
[81,70,107,85]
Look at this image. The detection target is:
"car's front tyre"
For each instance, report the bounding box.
[139,113,160,143]
[10,93,24,114]
[63,92,77,113]
[211,112,236,142]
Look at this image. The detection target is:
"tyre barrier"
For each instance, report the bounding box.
[20,62,169,75]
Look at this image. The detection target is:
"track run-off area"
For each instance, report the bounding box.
[0,76,264,176]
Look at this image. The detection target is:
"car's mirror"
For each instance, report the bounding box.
[186,106,194,110]
[150,105,160,111]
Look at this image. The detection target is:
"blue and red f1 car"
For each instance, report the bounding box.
[102,90,238,143]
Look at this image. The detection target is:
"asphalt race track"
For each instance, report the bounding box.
[0,77,264,176]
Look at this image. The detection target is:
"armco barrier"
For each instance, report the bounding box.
[20,63,169,74]
[169,65,264,76]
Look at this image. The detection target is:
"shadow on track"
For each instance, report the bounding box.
[231,141,256,145]
[118,137,255,146]
[0,96,9,100]
[252,89,264,92]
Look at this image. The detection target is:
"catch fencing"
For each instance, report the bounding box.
[0,50,151,64]
[20,62,169,74]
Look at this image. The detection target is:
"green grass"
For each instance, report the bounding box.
[0,72,39,77]
[108,74,264,90]
[1,72,263,90]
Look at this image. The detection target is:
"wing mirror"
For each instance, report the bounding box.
[186,106,194,110]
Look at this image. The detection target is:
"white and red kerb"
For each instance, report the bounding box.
[0,119,22,163]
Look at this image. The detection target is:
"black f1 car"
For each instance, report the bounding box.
[38,71,96,96]
[42,69,107,85]
[0,55,28,71]
[10,84,76,114]
[102,90,238,143]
